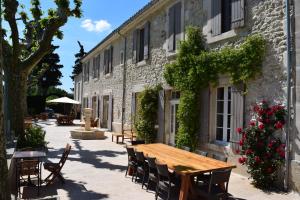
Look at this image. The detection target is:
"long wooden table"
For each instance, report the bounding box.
[135,143,236,200]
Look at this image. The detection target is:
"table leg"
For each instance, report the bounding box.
[179,174,191,200]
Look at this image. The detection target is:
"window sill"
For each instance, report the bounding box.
[137,60,147,67]
[207,29,238,44]
[93,78,99,81]
[105,73,112,78]
[167,51,178,59]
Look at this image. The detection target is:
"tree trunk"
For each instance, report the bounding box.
[0,73,10,199]
[6,69,27,138]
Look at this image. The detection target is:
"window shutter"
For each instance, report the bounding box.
[132,30,138,63]
[108,94,113,131]
[168,5,175,52]
[231,86,244,153]
[131,93,136,124]
[231,0,245,29]
[211,0,221,36]
[157,90,165,142]
[144,22,150,60]
[100,96,104,128]
[110,46,114,73]
[87,61,90,81]
[104,50,108,74]
[174,2,182,46]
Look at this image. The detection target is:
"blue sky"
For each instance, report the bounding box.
[14,0,150,92]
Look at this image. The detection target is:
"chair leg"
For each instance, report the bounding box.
[155,185,159,200]
[146,177,150,191]
[141,172,146,188]
[125,166,129,177]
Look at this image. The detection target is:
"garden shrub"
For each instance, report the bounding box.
[236,100,286,189]
[17,125,47,149]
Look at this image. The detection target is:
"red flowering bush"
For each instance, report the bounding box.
[237,101,286,189]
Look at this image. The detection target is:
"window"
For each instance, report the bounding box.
[132,22,150,63]
[83,97,89,108]
[120,51,124,65]
[211,0,245,36]
[77,83,80,101]
[216,86,232,142]
[104,46,113,75]
[83,61,90,82]
[168,2,182,52]
[93,54,100,79]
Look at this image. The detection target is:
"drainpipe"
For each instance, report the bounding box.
[117,30,127,135]
[285,0,292,192]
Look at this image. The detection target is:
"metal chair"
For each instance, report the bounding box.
[134,151,148,188]
[212,153,228,162]
[146,156,158,191]
[155,163,179,200]
[195,150,208,157]
[125,147,137,182]
[195,169,232,199]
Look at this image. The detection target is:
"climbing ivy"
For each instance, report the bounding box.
[135,85,162,143]
[164,26,266,150]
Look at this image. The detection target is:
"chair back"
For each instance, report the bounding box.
[156,163,170,180]
[195,150,208,157]
[146,157,157,169]
[126,147,136,161]
[59,144,71,168]
[135,151,145,163]
[131,140,145,145]
[212,154,228,162]
[209,169,232,193]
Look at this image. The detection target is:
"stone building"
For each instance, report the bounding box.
[74,0,300,191]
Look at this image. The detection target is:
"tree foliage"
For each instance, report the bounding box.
[164,27,266,150]
[70,41,86,81]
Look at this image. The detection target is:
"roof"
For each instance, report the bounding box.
[81,0,160,61]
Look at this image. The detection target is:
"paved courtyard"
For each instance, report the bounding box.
[19,120,300,200]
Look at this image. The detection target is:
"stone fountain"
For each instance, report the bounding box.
[70,108,105,140]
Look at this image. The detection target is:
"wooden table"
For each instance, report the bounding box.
[135,143,236,200]
[13,151,46,197]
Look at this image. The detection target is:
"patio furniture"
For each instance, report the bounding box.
[56,115,74,125]
[13,150,46,197]
[112,132,123,143]
[131,140,145,145]
[195,150,208,157]
[135,143,236,200]
[43,144,71,186]
[134,151,148,188]
[125,147,137,181]
[155,163,179,200]
[212,153,228,162]
[146,156,158,191]
[194,169,232,199]
[123,130,137,142]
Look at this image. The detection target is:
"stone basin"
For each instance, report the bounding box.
[70,128,105,140]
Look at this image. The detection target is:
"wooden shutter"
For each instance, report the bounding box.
[199,88,210,143]
[168,5,175,52]
[132,30,138,64]
[104,50,108,74]
[212,0,221,36]
[144,22,150,60]
[110,46,114,73]
[157,90,165,143]
[100,96,104,127]
[108,94,113,131]
[97,54,100,78]
[231,0,245,29]
[131,93,136,124]
[174,2,182,47]
[231,86,244,152]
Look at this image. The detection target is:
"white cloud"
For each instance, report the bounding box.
[81,19,112,33]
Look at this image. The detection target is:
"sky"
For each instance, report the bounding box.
[9,0,150,92]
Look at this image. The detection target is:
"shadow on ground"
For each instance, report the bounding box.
[21,179,108,199]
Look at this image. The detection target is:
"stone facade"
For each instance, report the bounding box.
[75,0,300,192]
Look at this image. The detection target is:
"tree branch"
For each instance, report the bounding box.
[3,0,20,63]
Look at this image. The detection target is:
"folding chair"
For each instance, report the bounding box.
[43,144,71,185]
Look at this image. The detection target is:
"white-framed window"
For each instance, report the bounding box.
[170,91,180,144]
[215,86,232,142]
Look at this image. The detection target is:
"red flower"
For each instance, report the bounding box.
[265,152,271,158]
[255,156,261,163]
[258,109,265,116]
[236,127,243,134]
[275,121,283,129]
[262,100,267,104]
[279,152,285,158]
[238,157,247,164]
[249,121,256,126]
[268,140,275,148]
[235,149,240,154]
[245,149,253,155]
[253,105,260,112]
[239,139,244,146]
[266,167,273,174]
[265,118,271,124]
[257,141,264,148]
[258,123,265,130]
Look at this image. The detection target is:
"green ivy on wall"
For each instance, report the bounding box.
[135,84,162,143]
[164,26,266,151]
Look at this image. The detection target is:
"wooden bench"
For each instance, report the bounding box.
[112,132,123,144]
[123,130,137,142]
